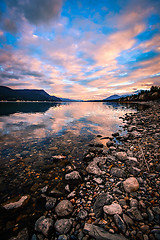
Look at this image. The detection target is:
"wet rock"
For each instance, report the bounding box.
[110,167,126,178]
[54,219,72,234]
[103,203,122,215]
[67,191,76,199]
[93,177,103,184]
[9,228,29,240]
[93,193,113,218]
[114,214,126,233]
[116,152,127,161]
[107,141,114,147]
[77,209,88,220]
[127,207,143,221]
[48,189,63,197]
[147,208,154,222]
[86,157,106,175]
[83,223,127,240]
[45,196,57,210]
[2,195,30,210]
[130,199,138,208]
[58,235,68,240]
[65,171,81,180]
[55,200,74,217]
[52,155,66,160]
[35,216,54,237]
[123,177,139,193]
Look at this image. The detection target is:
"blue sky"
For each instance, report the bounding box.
[0,0,160,99]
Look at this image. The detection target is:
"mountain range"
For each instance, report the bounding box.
[0,86,61,101]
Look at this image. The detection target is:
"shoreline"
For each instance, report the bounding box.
[1,101,160,240]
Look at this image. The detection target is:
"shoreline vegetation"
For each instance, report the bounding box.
[0,100,159,239]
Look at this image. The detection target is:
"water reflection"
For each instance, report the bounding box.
[0,102,138,140]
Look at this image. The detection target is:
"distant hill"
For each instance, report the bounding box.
[60,97,82,102]
[103,94,121,101]
[0,86,61,101]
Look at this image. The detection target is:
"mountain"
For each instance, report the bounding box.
[0,86,61,101]
[103,94,121,101]
[60,97,83,102]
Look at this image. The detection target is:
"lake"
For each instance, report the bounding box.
[0,101,141,202]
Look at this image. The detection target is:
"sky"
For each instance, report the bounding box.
[0,0,160,100]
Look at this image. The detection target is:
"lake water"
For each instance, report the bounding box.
[0,101,140,202]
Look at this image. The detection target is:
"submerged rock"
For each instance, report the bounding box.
[65,171,81,180]
[55,200,74,217]
[2,195,30,210]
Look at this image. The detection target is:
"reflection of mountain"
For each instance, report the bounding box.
[0,86,61,101]
[0,102,65,116]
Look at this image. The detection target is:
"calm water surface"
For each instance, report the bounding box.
[0,101,138,201]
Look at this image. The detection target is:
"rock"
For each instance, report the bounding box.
[52,155,66,160]
[65,184,70,192]
[9,228,29,240]
[103,203,122,215]
[54,219,72,234]
[130,131,141,138]
[116,152,127,161]
[93,193,113,218]
[128,166,141,176]
[107,141,114,147]
[55,200,74,217]
[86,157,106,175]
[77,209,88,220]
[126,157,138,166]
[114,214,126,233]
[83,223,127,240]
[127,207,143,221]
[48,189,63,197]
[45,196,57,210]
[58,235,68,240]
[110,167,126,178]
[65,171,81,180]
[123,177,139,193]
[93,177,103,184]
[123,214,134,226]
[130,199,138,208]
[2,195,30,210]
[35,216,54,237]
[67,191,76,199]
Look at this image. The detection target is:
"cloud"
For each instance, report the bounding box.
[3,18,17,33]
[5,0,63,25]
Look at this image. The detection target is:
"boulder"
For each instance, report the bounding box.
[55,200,74,217]
[54,219,72,234]
[103,203,122,215]
[123,177,139,193]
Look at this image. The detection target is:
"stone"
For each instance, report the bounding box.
[93,193,113,218]
[130,199,138,208]
[122,214,134,226]
[128,166,141,176]
[67,191,76,199]
[126,157,138,166]
[116,152,127,161]
[83,223,127,240]
[93,177,103,184]
[110,167,126,178]
[86,157,106,175]
[58,235,68,240]
[65,171,81,180]
[127,207,143,221]
[107,141,114,147]
[35,216,54,237]
[48,189,63,197]
[9,228,29,240]
[45,196,57,210]
[54,219,72,234]
[123,177,139,193]
[114,214,126,233]
[103,203,122,215]
[55,200,74,217]
[2,195,30,210]
[77,209,88,220]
